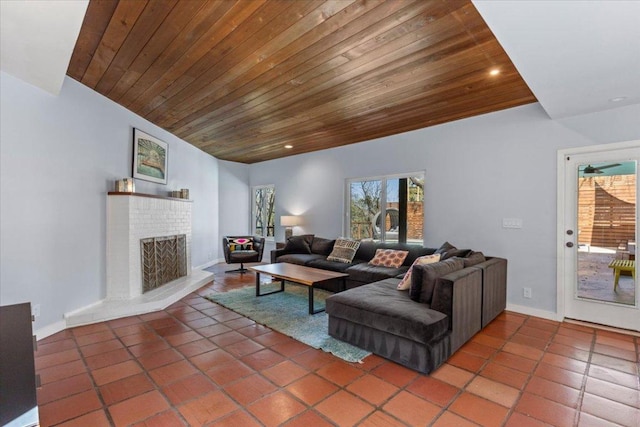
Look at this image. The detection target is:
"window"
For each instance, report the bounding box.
[253,185,275,239]
[347,173,424,243]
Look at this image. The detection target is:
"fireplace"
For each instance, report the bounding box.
[64,192,213,329]
[141,234,187,292]
[106,193,192,300]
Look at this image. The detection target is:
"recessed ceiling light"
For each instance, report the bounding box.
[489,68,500,76]
[284,144,293,149]
[609,96,627,103]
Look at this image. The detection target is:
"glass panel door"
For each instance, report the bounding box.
[562,145,640,332]
[577,161,636,305]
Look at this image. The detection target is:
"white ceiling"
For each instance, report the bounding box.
[0,0,88,95]
[1,1,638,120]
[473,0,640,119]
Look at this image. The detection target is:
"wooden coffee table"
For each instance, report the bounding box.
[249,263,348,314]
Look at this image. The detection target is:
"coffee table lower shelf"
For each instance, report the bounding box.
[249,263,348,315]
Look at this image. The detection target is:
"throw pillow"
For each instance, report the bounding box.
[397,253,441,290]
[463,251,486,267]
[229,237,253,251]
[368,249,409,268]
[311,237,336,256]
[354,239,377,261]
[327,238,361,263]
[435,241,456,255]
[409,257,464,303]
[283,234,314,254]
[441,248,472,260]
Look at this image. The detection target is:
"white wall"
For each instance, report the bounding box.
[250,102,640,315]
[218,160,251,256]
[0,72,220,331]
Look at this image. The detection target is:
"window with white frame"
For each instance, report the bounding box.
[253,185,275,239]
[347,173,424,243]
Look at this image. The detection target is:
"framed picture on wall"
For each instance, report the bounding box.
[133,128,168,184]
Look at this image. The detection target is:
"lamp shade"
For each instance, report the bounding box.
[280,215,301,227]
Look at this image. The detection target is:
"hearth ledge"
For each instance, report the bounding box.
[64,269,213,328]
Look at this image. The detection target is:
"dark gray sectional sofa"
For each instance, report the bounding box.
[271,235,507,373]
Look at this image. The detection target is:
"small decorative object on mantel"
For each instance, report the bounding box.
[168,189,189,199]
[115,178,135,192]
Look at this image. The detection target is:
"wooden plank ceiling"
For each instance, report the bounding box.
[68,0,537,164]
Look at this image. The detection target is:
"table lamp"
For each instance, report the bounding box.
[280,216,301,240]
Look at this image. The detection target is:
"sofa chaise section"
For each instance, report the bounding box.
[326,266,483,374]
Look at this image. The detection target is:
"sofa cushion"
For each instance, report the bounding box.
[410,258,464,303]
[307,258,365,272]
[346,263,409,284]
[283,234,314,254]
[368,249,409,268]
[311,237,335,256]
[327,238,361,263]
[397,253,441,290]
[326,279,449,345]
[276,253,326,266]
[354,239,378,261]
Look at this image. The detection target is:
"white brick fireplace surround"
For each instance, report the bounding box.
[65,193,213,327]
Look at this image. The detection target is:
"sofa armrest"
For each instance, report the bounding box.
[470,257,507,327]
[431,267,482,353]
[270,249,287,263]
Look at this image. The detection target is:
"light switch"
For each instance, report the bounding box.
[502,218,523,229]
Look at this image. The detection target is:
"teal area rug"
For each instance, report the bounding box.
[206,283,370,363]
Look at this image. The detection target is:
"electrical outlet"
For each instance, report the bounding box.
[523,288,532,299]
[32,304,41,318]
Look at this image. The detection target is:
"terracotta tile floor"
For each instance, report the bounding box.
[36,263,640,426]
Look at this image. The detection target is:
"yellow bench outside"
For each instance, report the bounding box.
[608,259,635,291]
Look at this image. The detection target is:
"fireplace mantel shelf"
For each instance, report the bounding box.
[108,192,192,202]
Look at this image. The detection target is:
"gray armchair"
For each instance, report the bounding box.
[223,236,265,273]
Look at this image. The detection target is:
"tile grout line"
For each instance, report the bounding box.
[571,327,598,427]
[168,297,266,426]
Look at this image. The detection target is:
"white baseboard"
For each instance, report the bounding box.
[506,303,561,322]
[34,319,67,341]
[33,270,214,339]
[194,260,216,270]
[194,258,225,270]
[64,270,213,328]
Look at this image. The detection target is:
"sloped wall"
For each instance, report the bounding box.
[0,72,219,335]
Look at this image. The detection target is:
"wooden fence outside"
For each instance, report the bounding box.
[578,174,636,249]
